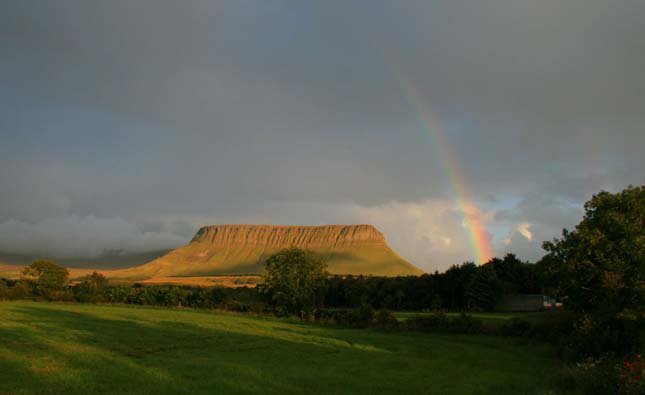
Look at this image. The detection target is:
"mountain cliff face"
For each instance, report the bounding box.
[191,224,386,247]
[112,224,423,279]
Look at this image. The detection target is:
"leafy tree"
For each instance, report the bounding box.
[489,253,541,294]
[259,248,328,315]
[74,271,109,302]
[22,260,69,297]
[85,271,109,289]
[542,185,645,315]
[541,185,645,357]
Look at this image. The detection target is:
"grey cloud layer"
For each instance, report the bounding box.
[1,1,643,269]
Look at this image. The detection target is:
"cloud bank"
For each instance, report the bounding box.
[0,216,185,259]
[1,1,644,271]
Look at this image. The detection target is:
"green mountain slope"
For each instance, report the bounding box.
[111,224,423,279]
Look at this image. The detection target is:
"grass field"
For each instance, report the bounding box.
[0,301,562,394]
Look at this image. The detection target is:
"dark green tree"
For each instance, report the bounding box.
[74,271,109,302]
[22,260,69,297]
[541,185,645,356]
[489,253,541,294]
[443,262,478,310]
[466,264,502,311]
[259,248,328,315]
[542,185,645,315]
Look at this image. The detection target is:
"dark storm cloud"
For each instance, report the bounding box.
[1,1,644,269]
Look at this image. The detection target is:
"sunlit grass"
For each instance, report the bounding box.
[1,301,560,394]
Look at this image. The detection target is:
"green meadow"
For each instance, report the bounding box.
[0,301,561,395]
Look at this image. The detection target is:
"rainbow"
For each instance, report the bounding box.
[397,77,493,264]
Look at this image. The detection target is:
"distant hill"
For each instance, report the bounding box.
[0,250,172,270]
[0,263,24,279]
[110,224,423,279]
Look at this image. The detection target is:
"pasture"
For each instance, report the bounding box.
[0,301,563,394]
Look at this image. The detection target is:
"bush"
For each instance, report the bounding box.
[315,307,375,328]
[355,304,374,322]
[527,311,644,362]
[10,280,34,299]
[372,309,399,329]
[328,310,354,326]
[0,280,8,300]
[551,355,645,395]
[406,312,449,331]
[529,311,574,344]
[73,272,109,303]
[551,358,617,395]
[619,354,645,395]
[405,312,484,334]
[564,315,642,360]
[225,300,250,312]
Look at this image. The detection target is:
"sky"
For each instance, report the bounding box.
[1,1,644,271]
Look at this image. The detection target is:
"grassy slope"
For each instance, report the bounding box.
[112,242,423,279]
[0,302,560,395]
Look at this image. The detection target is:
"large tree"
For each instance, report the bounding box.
[22,260,69,297]
[466,264,502,311]
[260,248,328,315]
[74,271,109,302]
[541,185,644,316]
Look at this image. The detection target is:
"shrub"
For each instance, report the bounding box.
[373,309,399,329]
[225,300,250,312]
[619,354,645,395]
[405,312,449,331]
[553,315,643,361]
[315,307,375,328]
[405,312,484,334]
[0,280,8,300]
[107,284,131,303]
[355,304,375,322]
[551,358,617,395]
[552,355,645,395]
[529,311,575,346]
[73,272,109,303]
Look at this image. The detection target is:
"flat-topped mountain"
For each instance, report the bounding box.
[112,224,423,279]
[191,224,387,247]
